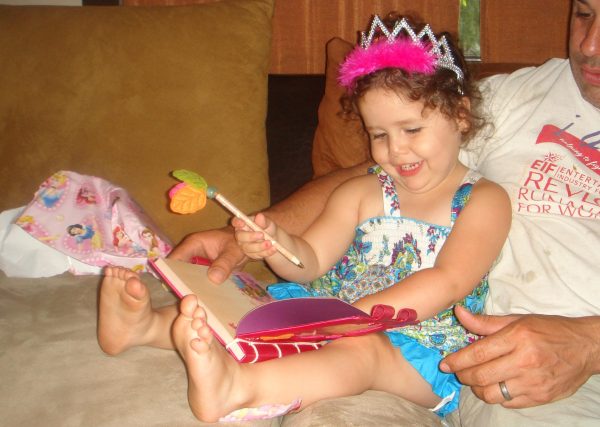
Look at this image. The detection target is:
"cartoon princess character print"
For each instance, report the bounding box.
[63,215,104,254]
[112,225,146,256]
[113,225,134,255]
[35,171,69,210]
[76,185,98,206]
[139,227,171,258]
[16,215,58,247]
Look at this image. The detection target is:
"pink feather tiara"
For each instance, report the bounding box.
[338,15,464,90]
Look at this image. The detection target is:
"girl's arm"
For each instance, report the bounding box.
[235,175,375,283]
[353,179,512,321]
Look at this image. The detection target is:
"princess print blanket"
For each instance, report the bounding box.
[0,171,171,276]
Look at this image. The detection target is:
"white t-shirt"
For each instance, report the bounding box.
[460,58,600,317]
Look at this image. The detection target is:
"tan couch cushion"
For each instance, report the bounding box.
[0,270,442,426]
[0,1,273,244]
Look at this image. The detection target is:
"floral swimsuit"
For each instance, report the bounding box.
[269,165,489,417]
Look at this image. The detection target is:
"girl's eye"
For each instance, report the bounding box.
[371,133,386,140]
[406,127,422,134]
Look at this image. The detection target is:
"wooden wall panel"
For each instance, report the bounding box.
[480,0,570,63]
[123,0,459,74]
[123,0,213,4]
[269,0,458,74]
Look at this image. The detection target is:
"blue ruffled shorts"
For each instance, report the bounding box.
[385,331,461,417]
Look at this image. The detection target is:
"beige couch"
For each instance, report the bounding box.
[0,2,441,425]
[0,1,570,425]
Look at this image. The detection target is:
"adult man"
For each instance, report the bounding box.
[99,0,600,424]
[438,0,600,422]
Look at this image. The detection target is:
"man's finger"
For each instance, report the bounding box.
[168,233,203,261]
[470,382,532,408]
[453,348,522,387]
[454,305,519,336]
[440,307,524,374]
[207,242,247,284]
[440,322,518,374]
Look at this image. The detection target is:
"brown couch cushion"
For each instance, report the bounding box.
[311,37,370,178]
[0,1,273,244]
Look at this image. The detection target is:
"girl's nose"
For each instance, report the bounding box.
[389,137,410,156]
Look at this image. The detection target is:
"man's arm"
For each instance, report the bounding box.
[169,161,372,283]
[264,161,372,235]
[440,306,600,408]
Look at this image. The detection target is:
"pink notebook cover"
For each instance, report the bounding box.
[237,298,417,341]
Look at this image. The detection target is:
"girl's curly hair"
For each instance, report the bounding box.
[340,14,486,144]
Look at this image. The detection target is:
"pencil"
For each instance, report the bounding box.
[207,187,305,268]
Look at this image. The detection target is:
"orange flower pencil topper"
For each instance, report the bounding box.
[168,169,304,268]
[168,169,208,214]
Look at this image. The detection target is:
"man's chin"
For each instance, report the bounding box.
[571,61,600,109]
[573,77,600,109]
[580,88,600,109]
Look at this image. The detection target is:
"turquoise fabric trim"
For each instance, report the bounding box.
[385,332,462,417]
[267,282,315,299]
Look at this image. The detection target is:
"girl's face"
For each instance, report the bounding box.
[358,87,465,195]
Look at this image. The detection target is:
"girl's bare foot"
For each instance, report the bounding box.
[172,295,251,422]
[98,267,158,355]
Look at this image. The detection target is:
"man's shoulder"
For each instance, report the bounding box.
[480,58,569,95]
[478,58,571,116]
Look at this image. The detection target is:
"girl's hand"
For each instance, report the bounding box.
[231,213,278,260]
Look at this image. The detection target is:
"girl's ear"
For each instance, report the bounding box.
[459,96,471,111]
[457,96,471,133]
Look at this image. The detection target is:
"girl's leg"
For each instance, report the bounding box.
[173,294,441,423]
[98,266,177,354]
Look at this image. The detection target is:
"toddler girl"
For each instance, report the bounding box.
[161,14,510,422]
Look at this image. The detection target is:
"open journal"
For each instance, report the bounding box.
[150,258,418,363]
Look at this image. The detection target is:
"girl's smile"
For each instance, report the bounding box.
[396,161,423,176]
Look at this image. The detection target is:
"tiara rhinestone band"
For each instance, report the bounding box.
[338,15,464,89]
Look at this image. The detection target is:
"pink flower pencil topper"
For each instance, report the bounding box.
[168,169,208,214]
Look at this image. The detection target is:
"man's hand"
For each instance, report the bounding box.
[168,226,248,284]
[440,306,599,408]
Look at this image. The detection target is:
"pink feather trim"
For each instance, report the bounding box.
[338,38,436,89]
